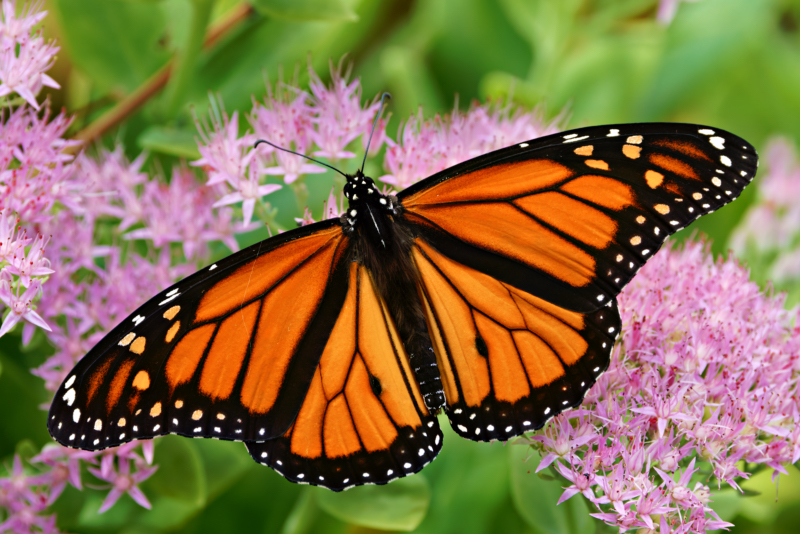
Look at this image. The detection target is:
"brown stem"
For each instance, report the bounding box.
[65,3,253,154]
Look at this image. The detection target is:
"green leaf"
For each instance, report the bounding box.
[316,473,431,531]
[192,437,254,499]
[146,436,207,503]
[0,347,50,458]
[509,444,594,534]
[411,419,511,534]
[14,439,39,462]
[249,0,358,21]
[51,0,170,92]
[281,489,319,534]
[136,436,208,530]
[138,126,202,159]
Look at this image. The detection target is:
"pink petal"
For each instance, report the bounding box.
[557,487,580,504]
[241,199,256,227]
[212,192,245,208]
[127,485,152,510]
[23,309,51,331]
[98,487,124,513]
[0,311,21,337]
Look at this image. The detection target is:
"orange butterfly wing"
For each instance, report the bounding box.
[246,263,442,491]
[414,239,616,439]
[398,124,757,437]
[48,222,351,448]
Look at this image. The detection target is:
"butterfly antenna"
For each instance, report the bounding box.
[361,92,391,174]
[253,139,348,179]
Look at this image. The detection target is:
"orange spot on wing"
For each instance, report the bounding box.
[87,358,113,404]
[622,145,641,159]
[627,135,643,145]
[645,170,664,188]
[584,159,609,170]
[290,369,326,458]
[346,355,398,452]
[574,145,593,156]
[412,202,596,287]
[195,228,342,322]
[649,153,699,180]
[129,337,146,355]
[199,300,260,401]
[324,395,361,457]
[403,159,573,206]
[165,321,180,343]
[561,175,634,212]
[515,191,617,250]
[107,359,135,413]
[165,324,215,389]
[163,306,180,320]
[119,333,135,347]
[474,312,530,402]
[241,240,340,414]
[652,139,712,161]
[132,371,150,391]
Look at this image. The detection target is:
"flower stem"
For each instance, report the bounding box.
[164,0,216,116]
[66,3,253,152]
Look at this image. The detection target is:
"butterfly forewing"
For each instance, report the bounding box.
[48,222,351,450]
[246,263,442,491]
[400,124,757,314]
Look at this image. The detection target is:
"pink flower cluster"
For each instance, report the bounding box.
[0,2,253,528]
[0,0,78,345]
[0,0,59,109]
[0,442,155,532]
[730,138,800,286]
[526,240,800,532]
[380,104,561,189]
[194,67,385,227]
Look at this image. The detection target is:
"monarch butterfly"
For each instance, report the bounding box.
[47,114,757,492]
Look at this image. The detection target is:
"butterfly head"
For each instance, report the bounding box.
[344,169,397,208]
[341,170,398,237]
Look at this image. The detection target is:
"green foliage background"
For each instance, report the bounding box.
[2,0,800,532]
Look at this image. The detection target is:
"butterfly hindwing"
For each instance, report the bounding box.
[413,239,617,440]
[400,123,757,314]
[247,263,442,491]
[48,222,351,450]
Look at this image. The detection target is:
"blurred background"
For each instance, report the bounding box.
[2,0,800,532]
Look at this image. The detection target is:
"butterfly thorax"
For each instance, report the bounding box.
[341,170,446,413]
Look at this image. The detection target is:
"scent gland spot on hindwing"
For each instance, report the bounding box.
[369,373,382,397]
[475,334,489,358]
